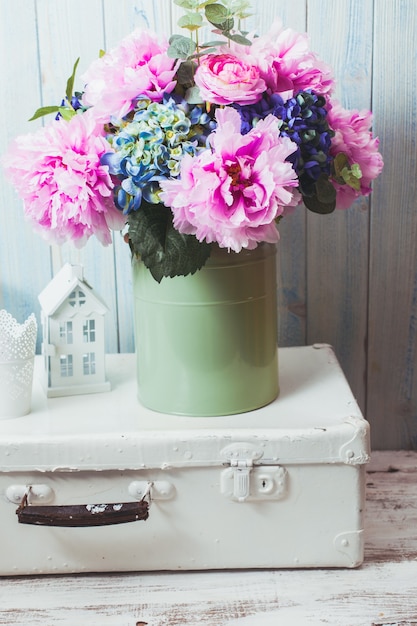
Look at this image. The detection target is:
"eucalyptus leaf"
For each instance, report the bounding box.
[205,3,229,23]
[184,85,204,104]
[223,0,252,19]
[190,47,217,59]
[168,34,197,59]
[178,11,204,30]
[199,39,228,47]
[65,57,80,102]
[127,203,212,282]
[211,16,235,30]
[205,3,234,30]
[28,105,60,121]
[222,31,252,45]
[174,0,198,9]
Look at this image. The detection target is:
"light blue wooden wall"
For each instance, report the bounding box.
[0,0,415,450]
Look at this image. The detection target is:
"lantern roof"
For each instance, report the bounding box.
[38,264,108,317]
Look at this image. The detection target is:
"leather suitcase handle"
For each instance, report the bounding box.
[16,489,150,527]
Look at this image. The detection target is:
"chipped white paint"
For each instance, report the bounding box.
[0,451,415,625]
[85,504,107,514]
[0,347,369,573]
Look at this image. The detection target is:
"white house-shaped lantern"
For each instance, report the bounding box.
[38,264,111,397]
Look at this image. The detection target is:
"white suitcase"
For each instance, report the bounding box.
[0,344,369,575]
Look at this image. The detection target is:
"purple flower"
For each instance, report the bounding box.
[234,91,334,197]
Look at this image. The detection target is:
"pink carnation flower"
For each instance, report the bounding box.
[81,29,178,121]
[194,53,266,105]
[327,101,384,209]
[3,110,126,247]
[251,19,334,98]
[159,107,300,252]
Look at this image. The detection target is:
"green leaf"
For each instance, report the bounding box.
[205,3,234,29]
[333,152,362,190]
[190,47,217,59]
[127,203,212,282]
[198,0,218,7]
[176,60,197,89]
[167,34,197,59]
[175,0,217,8]
[199,39,229,47]
[174,0,199,8]
[212,17,235,31]
[178,11,203,30]
[222,31,252,45]
[303,175,336,215]
[333,152,349,183]
[303,194,336,215]
[223,0,252,19]
[65,57,80,102]
[205,2,228,22]
[99,49,106,58]
[57,106,77,121]
[28,105,60,121]
[341,166,362,190]
[184,85,204,104]
[316,174,337,204]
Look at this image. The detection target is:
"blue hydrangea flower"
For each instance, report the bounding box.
[101,95,216,214]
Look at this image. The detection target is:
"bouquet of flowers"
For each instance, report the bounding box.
[3,0,383,282]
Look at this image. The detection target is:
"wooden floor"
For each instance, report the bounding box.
[0,451,416,626]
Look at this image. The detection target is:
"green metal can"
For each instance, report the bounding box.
[132,243,279,416]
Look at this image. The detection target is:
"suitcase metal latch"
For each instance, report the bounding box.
[221,443,263,502]
[220,443,287,503]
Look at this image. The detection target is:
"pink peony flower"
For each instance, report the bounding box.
[194,53,266,106]
[327,101,384,209]
[81,29,178,121]
[251,19,334,98]
[3,110,126,247]
[160,107,300,252]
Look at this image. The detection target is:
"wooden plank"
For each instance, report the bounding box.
[305,0,374,412]
[1,0,416,450]
[101,0,173,46]
[367,0,417,450]
[0,564,416,626]
[0,0,51,352]
[33,0,120,352]
[0,452,415,626]
[365,450,417,563]
[252,0,309,348]
[100,0,169,353]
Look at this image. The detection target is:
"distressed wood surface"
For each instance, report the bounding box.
[367,1,417,450]
[0,0,416,450]
[0,451,415,626]
[306,0,373,413]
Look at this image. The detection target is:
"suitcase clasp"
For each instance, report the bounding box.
[221,443,263,502]
[221,443,287,502]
